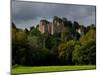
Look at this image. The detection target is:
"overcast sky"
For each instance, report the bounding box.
[12,0,96,29]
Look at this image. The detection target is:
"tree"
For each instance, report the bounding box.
[12,22,29,65]
[16,31,27,44]
[72,44,81,65]
[73,39,96,65]
[46,33,60,49]
[30,26,35,31]
[12,29,28,65]
[12,22,16,29]
[80,29,96,44]
[73,21,80,29]
[73,29,96,65]
[68,20,73,27]
[30,27,41,36]
[24,28,29,34]
[58,40,78,65]
[36,24,39,30]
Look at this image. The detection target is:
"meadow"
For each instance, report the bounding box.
[12,65,96,75]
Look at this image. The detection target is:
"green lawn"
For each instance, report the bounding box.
[12,65,96,75]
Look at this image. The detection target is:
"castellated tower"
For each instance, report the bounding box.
[52,16,64,34]
[39,16,64,34]
[39,19,52,34]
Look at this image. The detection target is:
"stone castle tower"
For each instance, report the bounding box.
[39,16,64,34]
[39,19,52,34]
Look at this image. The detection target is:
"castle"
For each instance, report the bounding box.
[38,16,85,35]
[39,16,64,34]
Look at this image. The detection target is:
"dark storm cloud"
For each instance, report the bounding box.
[12,1,96,29]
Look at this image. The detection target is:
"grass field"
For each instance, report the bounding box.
[12,65,96,75]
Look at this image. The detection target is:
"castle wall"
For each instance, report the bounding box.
[38,19,64,34]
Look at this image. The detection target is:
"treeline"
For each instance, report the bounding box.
[12,16,96,66]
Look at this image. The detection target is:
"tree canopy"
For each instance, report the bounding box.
[12,16,96,66]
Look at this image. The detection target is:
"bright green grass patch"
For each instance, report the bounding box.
[12,65,96,75]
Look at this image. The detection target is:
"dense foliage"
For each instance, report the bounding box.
[12,16,96,66]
